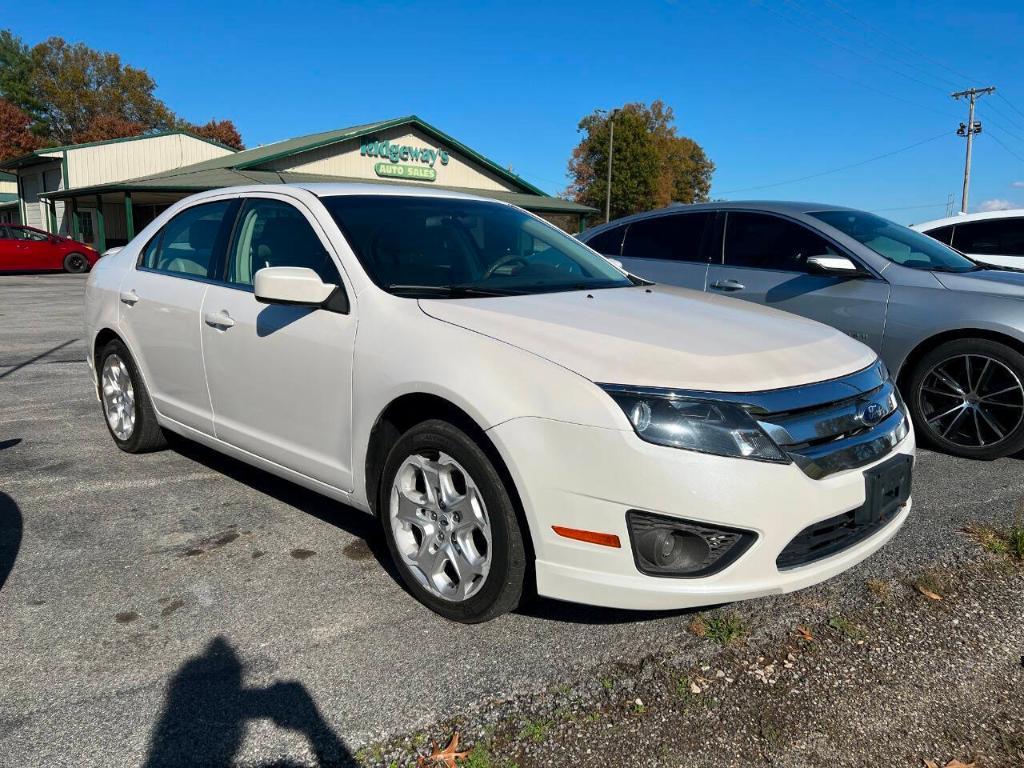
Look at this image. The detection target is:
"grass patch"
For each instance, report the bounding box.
[599,676,614,691]
[866,578,892,603]
[828,615,866,640]
[965,522,1024,561]
[518,718,551,743]
[912,568,949,599]
[702,612,748,645]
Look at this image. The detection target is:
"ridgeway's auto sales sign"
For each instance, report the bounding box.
[361,139,449,181]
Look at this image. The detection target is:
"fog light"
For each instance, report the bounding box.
[627,510,756,578]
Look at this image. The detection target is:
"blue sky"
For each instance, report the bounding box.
[8,0,1024,223]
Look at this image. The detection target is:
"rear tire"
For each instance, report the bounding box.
[907,337,1024,459]
[379,419,526,623]
[63,252,89,273]
[97,339,167,453]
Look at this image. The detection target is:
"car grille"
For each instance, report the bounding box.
[749,360,910,479]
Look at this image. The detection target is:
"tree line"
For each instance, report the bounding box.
[0,30,245,162]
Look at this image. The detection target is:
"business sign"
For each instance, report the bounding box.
[361,139,449,182]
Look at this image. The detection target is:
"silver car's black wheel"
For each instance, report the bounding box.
[910,338,1024,459]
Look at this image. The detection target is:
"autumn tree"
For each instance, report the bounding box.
[0,31,42,130]
[567,100,714,221]
[181,119,245,150]
[0,98,44,162]
[73,114,147,144]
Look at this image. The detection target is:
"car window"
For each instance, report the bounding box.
[142,201,234,279]
[0,226,9,239]
[922,224,954,245]
[952,218,1024,257]
[322,195,631,298]
[24,229,48,242]
[227,199,339,287]
[7,228,31,241]
[811,210,978,272]
[584,225,626,256]
[724,212,838,272]
[621,213,711,262]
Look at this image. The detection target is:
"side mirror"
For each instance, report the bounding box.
[254,267,336,307]
[606,257,624,271]
[806,255,864,276]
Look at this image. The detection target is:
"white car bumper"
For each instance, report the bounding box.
[487,416,915,611]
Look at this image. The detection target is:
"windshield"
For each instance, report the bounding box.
[322,195,633,297]
[810,210,979,273]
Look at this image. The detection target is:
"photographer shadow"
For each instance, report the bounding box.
[144,636,356,767]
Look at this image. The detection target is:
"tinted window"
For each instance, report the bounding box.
[23,229,48,242]
[923,224,954,245]
[952,218,1024,257]
[0,226,9,239]
[621,213,711,262]
[724,212,838,272]
[142,201,234,278]
[323,195,631,298]
[811,210,978,273]
[227,199,338,287]
[584,225,626,256]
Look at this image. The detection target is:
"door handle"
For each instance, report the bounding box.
[204,310,235,329]
[710,279,745,292]
[119,289,139,306]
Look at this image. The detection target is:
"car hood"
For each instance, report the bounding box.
[419,284,876,392]
[932,268,1024,296]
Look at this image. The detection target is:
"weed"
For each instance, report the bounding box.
[463,745,493,768]
[912,568,949,598]
[866,578,892,603]
[518,719,551,743]
[966,521,1024,561]
[828,615,866,640]
[600,676,614,691]
[688,614,707,637]
[703,612,748,645]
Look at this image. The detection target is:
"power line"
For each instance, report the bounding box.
[784,0,960,93]
[822,0,977,85]
[718,131,952,195]
[997,92,1024,122]
[986,131,1024,165]
[872,202,948,213]
[952,87,996,213]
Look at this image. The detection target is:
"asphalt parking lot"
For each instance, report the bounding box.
[1,273,1023,767]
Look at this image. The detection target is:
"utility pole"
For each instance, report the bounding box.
[604,109,619,223]
[952,86,996,213]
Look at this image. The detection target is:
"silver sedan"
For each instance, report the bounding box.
[581,201,1024,460]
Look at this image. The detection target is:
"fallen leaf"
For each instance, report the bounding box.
[943,761,976,768]
[917,586,943,601]
[796,626,814,642]
[923,760,939,768]
[417,733,470,768]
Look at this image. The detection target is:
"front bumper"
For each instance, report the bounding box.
[487,416,915,611]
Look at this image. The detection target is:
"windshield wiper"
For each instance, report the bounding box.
[385,284,523,298]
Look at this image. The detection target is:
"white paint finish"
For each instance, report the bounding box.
[19,170,45,229]
[253,267,334,305]
[264,125,518,192]
[420,284,877,392]
[84,183,912,616]
[65,134,233,188]
[0,178,16,195]
[913,209,1024,269]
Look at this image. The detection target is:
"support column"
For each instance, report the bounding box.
[578,214,588,234]
[48,199,58,233]
[124,192,135,240]
[95,195,106,253]
[71,198,81,240]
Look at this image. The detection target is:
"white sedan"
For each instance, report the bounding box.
[84,184,914,622]
[913,208,1024,269]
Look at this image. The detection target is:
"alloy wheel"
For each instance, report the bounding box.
[67,254,86,272]
[101,354,136,440]
[388,451,492,602]
[918,353,1024,449]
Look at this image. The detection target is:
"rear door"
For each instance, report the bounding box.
[706,211,890,351]
[951,217,1024,269]
[117,198,240,434]
[616,211,714,290]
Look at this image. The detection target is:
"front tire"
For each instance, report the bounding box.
[379,419,526,623]
[97,339,167,453]
[908,338,1024,459]
[63,252,90,273]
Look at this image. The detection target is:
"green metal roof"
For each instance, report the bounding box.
[41,115,594,213]
[0,171,15,182]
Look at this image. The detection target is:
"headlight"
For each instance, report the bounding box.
[602,386,788,463]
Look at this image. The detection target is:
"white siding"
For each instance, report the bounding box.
[264,126,519,192]
[0,178,16,195]
[66,134,234,188]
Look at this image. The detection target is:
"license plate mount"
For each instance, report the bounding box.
[858,454,912,525]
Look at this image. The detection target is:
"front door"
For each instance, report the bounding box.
[117,198,239,434]
[200,195,356,491]
[706,211,890,353]
[616,211,714,291]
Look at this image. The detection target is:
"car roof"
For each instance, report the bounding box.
[911,208,1024,231]
[298,181,498,203]
[580,200,859,236]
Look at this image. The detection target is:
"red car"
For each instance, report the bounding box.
[0,224,100,273]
